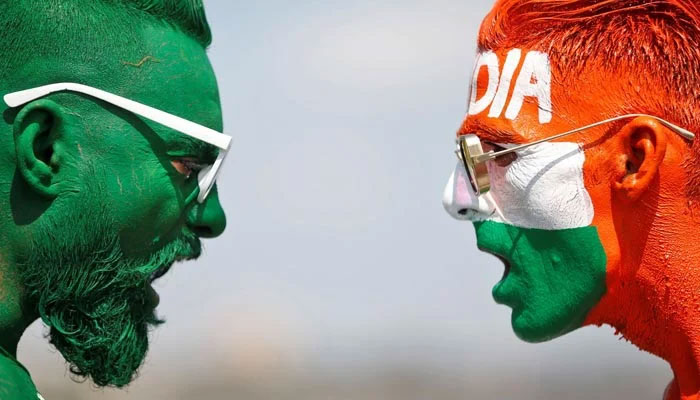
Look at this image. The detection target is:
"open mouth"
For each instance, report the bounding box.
[149,263,174,284]
[148,253,197,284]
[478,247,511,281]
[494,254,511,281]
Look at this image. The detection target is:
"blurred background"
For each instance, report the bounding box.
[19,0,671,399]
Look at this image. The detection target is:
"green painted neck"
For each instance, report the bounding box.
[0,260,37,358]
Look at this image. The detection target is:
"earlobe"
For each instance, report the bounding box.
[612,117,668,202]
[13,99,70,198]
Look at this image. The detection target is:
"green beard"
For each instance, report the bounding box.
[17,190,200,387]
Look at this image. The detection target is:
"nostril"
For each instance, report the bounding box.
[458,209,469,216]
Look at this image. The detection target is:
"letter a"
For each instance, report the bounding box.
[505,51,552,124]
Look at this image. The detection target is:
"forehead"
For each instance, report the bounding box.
[118,23,223,146]
[460,47,593,145]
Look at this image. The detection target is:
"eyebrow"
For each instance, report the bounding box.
[168,135,220,163]
[459,120,525,144]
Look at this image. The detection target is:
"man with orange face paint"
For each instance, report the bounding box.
[443,1,700,399]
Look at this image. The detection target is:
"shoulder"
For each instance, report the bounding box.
[0,353,39,400]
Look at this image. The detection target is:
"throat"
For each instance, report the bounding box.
[0,265,37,358]
[585,272,700,400]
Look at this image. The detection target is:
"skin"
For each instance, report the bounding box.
[0,21,226,397]
[475,221,606,342]
[456,46,698,399]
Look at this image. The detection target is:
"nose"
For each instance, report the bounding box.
[187,184,227,238]
[442,162,496,221]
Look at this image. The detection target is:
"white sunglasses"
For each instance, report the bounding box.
[3,82,232,203]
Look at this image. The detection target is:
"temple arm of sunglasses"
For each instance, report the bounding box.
[197,149,228,203]
[4,82,232,150]
[473,113,695,164]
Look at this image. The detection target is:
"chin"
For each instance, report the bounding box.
[510,307,581,343]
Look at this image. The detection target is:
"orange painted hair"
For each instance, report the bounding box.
[479,0,700,194]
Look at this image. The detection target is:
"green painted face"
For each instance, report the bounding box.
[474,221,607,342]
[70,24,227,254]
[3,22,227,388]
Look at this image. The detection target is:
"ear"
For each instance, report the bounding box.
[13,99,73,198]
[612,116,668,202]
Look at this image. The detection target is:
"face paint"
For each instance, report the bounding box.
[0,23,226,390]
[486,142,593,229]
[505,51,552,124]
[488,48,522,119]
[443,142,606,342]
[468,49,552,124]
[469,51,500,116]
[475,221,606,342]
[19,176,200,388]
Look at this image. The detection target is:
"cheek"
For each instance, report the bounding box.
[99,160,188,252]
[487,143,594,230]
[581,153,622,283]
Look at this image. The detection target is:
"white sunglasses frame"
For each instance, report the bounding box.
[3,82,232,203]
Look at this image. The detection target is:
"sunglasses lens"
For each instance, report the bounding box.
[458,135,490,195]
[458,141,479,193]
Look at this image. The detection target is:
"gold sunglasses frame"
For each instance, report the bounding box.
[456,114,696,195]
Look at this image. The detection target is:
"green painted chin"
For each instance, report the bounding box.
[474,221,607,343]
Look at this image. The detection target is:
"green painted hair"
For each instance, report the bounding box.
[111,0,212,46]
[0,0,212,89]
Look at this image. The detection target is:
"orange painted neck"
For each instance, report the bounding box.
[585,199,700,400]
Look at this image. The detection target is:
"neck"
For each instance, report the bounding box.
[0,261,36,358]
[586,251,700,400]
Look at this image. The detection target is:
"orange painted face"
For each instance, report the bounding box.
[444,46,696,345]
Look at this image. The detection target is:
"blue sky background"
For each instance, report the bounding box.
[20,1,671,398]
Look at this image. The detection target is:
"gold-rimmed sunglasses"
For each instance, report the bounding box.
[456,114,696,196]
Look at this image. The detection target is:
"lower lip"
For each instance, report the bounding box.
[492,258,515,305]
[493,255,511,281]
[147,284,160,307]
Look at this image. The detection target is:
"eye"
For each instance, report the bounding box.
[483,142,517,167]
[171,158,205,179]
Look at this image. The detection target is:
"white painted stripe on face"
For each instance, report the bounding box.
[443,142,593,230]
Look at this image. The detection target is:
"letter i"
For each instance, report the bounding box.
[488,49,522,118]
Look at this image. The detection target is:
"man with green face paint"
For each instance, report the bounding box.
[0,1,228,398]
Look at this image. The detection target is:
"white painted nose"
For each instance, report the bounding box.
[442,162,496,221]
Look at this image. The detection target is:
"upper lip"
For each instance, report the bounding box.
[477,246,504,258]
